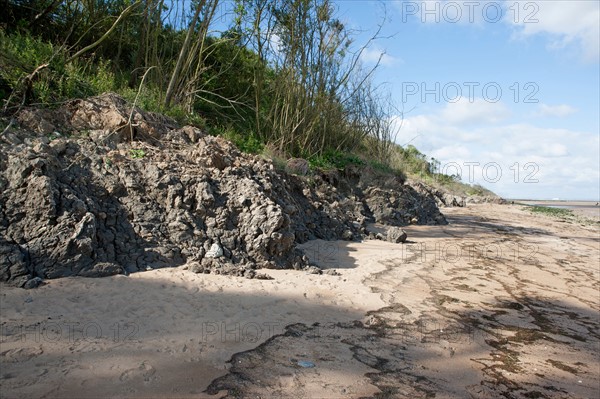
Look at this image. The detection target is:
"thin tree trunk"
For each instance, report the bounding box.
[164,0,206,108]
[67,1,140,63]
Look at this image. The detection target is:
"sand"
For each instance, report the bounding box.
[1,204,599,398]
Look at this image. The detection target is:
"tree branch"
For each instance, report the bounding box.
[66,1,141,63]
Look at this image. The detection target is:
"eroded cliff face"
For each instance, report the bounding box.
[0,93,447,287]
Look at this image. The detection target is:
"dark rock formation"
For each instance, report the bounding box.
[0,93,448,286]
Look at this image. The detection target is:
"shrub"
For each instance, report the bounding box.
[308,149,365,170]
[0,31,116,107]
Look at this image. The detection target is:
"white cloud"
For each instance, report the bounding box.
[394,109,599,200]
[535,103,577,118]
[506,0,600,62]
[429,144,471,160]
[440,97,510,126]
[360,47,401,67]
[269,33,283,55]
[394,1,599,62]
[397,97,511,132]
[539,142,569,157]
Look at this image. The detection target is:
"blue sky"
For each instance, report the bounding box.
[204,0,599,200]
[334,0,599,200]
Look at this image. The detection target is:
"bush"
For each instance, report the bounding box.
[216,126,265,154]
[0,30,116,107]
[308,149,365,170]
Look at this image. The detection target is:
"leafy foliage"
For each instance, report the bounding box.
[217,126,265,154]
[308,149,365,171]
[0,30,117,107]
[0,0,470,195]
[129,149,146,159]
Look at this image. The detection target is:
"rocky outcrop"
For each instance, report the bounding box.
[0,93,448,287]
[364,185,447,225]
[411,182,466,208]
[465,195,507,205]
[411,180,506,208]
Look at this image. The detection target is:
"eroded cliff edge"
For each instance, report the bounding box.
[0,93,449,287]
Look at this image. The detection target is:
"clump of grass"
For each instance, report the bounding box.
[0,31,118,107]
[260,144,287,171]
[368,159,398,175]
[527,206,573,218]
[208,125,264,154]
[129,149,146,159]
[307,149,365,171]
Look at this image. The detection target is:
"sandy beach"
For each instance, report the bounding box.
[1,203,599,398]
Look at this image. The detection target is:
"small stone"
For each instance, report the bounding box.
[23,277,44,289]
[188,262,203,273]
[255,273,273,280]
[305,266,322,275]
[342,230,353,240]
[296,360,315,368]
[238,196,251,207]
[205,243,224,258]
[387,227,408,243]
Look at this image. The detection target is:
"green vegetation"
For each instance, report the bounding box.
[47,131,61,141]
[527,206,573,218]
[0,0,487,197]
[308,150,365,171]
[0,30,117,105]
[129,149,146,159]
[216,126,264,154]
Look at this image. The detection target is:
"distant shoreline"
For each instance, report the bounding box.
[514,200,600,222]
[511,200,599,206]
